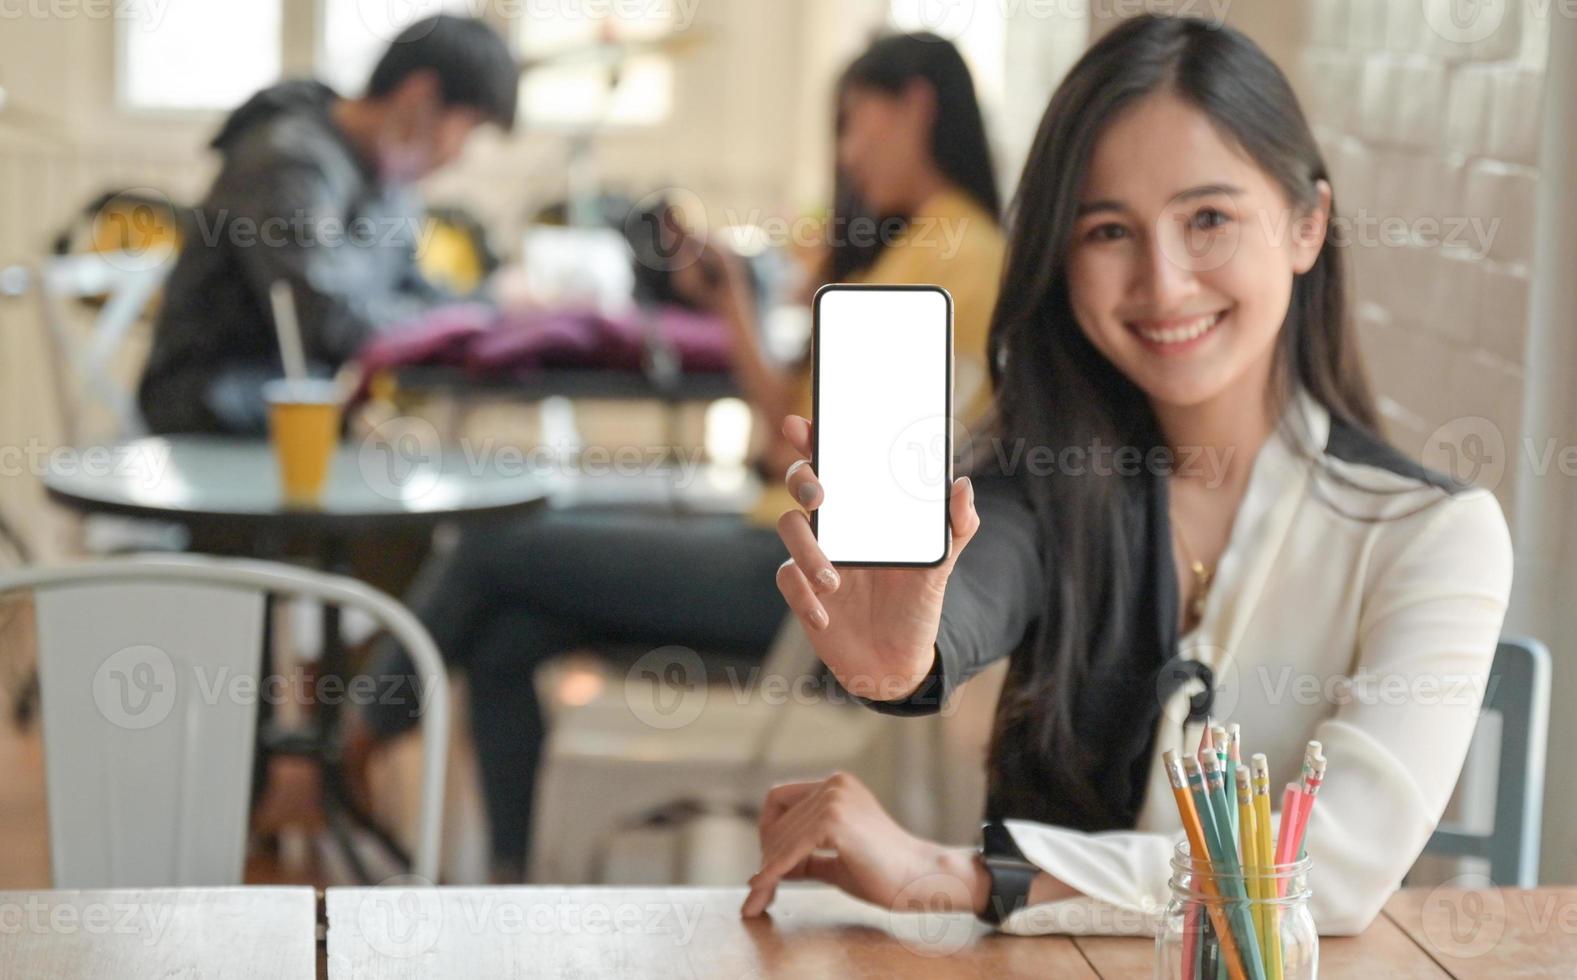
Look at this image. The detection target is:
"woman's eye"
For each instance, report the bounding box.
[1084,222,1129,243]
[1190,207,1231,231]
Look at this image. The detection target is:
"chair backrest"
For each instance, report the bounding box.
[0,554,449,887]
[31,248,175,442]
[1423,636,1550,886]
[743,614,886,768]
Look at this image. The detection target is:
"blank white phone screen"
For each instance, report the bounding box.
[814,286,950,565]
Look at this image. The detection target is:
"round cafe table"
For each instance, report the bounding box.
[42,434,555,881]
[42,434,555,538]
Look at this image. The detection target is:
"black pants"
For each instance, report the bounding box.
[363,508,788,871]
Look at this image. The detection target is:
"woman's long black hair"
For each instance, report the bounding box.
[826,32,1001,282]
[977,15,1379,827]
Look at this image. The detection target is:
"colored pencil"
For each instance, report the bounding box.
[1235,764,1257,872]
[1251,754,1282,980]
[1192,755,1266,980]
[1225,724,1241,844]
[1275,783,1301,867]
[1168,752,1250,980]
[1200,748,1238,861]
[1291,754,1327,860]
[1219,726,1242,980]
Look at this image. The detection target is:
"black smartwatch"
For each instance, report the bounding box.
[977,820,1038,925]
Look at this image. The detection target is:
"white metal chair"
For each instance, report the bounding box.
[3,248,182,557]
[528,615,889,884]
[0,554,449,887]
[5,247,175,444]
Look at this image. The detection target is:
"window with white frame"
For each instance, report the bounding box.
[514,5,674,127]
[118,0,283,111]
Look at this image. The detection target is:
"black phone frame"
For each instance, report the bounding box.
[810,282,953,568]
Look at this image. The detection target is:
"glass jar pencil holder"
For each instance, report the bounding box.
[1155,841,1318,980]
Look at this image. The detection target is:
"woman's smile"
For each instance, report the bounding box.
[1125,308,1229,354]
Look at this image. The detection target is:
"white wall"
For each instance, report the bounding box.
[1509,4,1577,888]
[1286,0,1567,884]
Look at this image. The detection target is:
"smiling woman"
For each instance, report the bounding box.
[748,14,1512,938]
[1066,95,1328,404]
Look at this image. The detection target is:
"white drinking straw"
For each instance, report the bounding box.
[269,280,307,381]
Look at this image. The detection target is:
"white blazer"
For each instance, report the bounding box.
[988,387,1514,935]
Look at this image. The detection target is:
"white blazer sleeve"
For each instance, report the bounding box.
[996,487,1513,937]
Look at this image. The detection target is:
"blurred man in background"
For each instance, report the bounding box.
[137,14,516,435]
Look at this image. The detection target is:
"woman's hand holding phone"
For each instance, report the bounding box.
[773,414,979,703]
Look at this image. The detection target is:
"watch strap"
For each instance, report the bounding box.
[977,821,1037,925]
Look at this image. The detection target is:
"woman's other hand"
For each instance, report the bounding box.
[740,771,985,918]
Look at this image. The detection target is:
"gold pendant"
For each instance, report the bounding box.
[1190,561,1211,622]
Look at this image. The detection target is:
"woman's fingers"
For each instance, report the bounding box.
[943,476,980,565]
[775,559,829,631]
[744,818,831,917]
[784,458,821,510]
[786,853,844,887]
[758,780,824,843]
[745,778,832,917]
[777,510,840,596]
[741,879,776,918]
[781,415,812,458]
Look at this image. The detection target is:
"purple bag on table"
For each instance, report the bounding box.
[466,308,612,371]
[472,306,733,374]
[602,306,735,373]
[357,302,496,377]
[655,306,735,373]
[356,303,734,384]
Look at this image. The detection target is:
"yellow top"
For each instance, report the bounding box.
[747,187,1006,528]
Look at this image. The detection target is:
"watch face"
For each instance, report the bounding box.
[980,821,1022,860]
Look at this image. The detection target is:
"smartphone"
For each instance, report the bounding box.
[811,283,952,567]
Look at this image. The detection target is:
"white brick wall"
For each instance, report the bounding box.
[1294,0,1577,889]
[1300,0,1549,522]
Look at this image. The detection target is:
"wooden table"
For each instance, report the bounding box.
[325,885,1577,978]
[0,887,316,979]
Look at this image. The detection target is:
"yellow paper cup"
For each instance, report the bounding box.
[263,378,342,507]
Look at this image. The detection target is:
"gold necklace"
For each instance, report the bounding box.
[1171,518,1214,627]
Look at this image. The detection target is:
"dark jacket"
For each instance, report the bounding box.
[138,80,446,434]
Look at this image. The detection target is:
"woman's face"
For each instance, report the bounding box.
[1065,91,1329,412]
[836,82,934,216]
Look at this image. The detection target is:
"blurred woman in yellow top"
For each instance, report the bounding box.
[356,32,1005,880]
[682,34,1007,526]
